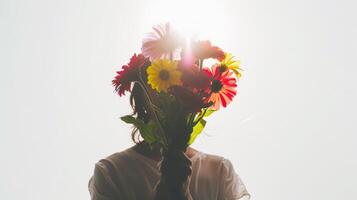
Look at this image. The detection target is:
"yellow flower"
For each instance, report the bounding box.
[220,53,242,78]
[146,59,182,92]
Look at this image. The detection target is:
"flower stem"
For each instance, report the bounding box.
[193,108,207,126]
[199,59,204,71]
[135,69,169,146]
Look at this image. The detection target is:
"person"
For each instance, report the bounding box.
[88,83,251,200]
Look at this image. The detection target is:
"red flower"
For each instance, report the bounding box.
[169,86,207,113]
[112,54,149,96]
[192,40,225,61]
[178,62,211,91]
[204,65,237,110]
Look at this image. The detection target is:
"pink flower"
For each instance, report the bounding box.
[141,23,183,60]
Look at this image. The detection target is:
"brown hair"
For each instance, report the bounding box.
[129,82,150,143]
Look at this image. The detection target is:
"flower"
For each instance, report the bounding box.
[219,53,242,78]
[192,40,225,61]
[178,62,211,91]
[142,23,182,60]
[170,86,206,113]
[112,54,148,96]
[147,59,182,92]
[204,65,237,110]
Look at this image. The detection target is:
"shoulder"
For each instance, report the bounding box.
[89,148,140,198]
[95,148,135,172]
[199,152,242,179]
[193,151,237,179]
[103,148,133,164]
[196,151,232,169]
[89,148,136,189]
[92,148,137,182]
[194,151,247,186]
[199,153,251,200]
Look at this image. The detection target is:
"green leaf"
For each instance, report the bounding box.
[120,115,161,145]
[188,118,206,145]
[204,109,216,117]
[141,121,161,144]
[120,115,137,124]
[192,109,215,126]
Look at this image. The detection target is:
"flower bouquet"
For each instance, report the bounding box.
[112,23,242,199]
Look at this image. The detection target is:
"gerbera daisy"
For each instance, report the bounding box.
[142,23,182,60]
[204,65,237,110]
[219,52,242,78]
[177,62,211,91]
[192,40,225,61]
[146,59,182,92]
[112,54,148,96]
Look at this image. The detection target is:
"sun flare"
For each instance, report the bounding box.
[143,0,229,42]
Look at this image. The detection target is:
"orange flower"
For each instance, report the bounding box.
[204,65,237,110]
[192,40,225,61]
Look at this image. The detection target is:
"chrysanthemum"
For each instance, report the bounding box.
[147,59,182,92]
[219,53,242,78]
[204,65,237,110]
[112,54,148,96]
[142,23,182,60]
[192,40,225,61]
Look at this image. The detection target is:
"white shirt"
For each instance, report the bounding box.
[88,148,250,200]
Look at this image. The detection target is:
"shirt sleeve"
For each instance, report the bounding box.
[88,161,120,200]
[219,158,251,200]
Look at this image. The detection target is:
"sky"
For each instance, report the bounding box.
[1,0,356,199]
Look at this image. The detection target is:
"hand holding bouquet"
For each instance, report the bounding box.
[112,23,242,199]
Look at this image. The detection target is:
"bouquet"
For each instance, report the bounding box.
[112,23,242,199]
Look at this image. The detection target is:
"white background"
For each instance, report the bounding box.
[1,0,356,199]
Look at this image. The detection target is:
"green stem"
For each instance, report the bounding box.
[193,108,207,126]
[199,59,204,71]
[188,113,195,127]
[135,69,169,146]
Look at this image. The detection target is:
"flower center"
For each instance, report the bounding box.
[218,64,227,73]
[159,70,170,80]
[211,79,223,93]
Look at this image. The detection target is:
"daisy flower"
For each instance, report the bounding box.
[219,52,242,78]
[204,65,237,110]
[142,23,182,60]
[192,40,225,61]
[112,54,148,96]
[146,59,182,92]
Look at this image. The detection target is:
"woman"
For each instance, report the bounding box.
[88,82,250,200]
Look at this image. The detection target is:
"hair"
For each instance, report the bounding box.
[129,82,150,143]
